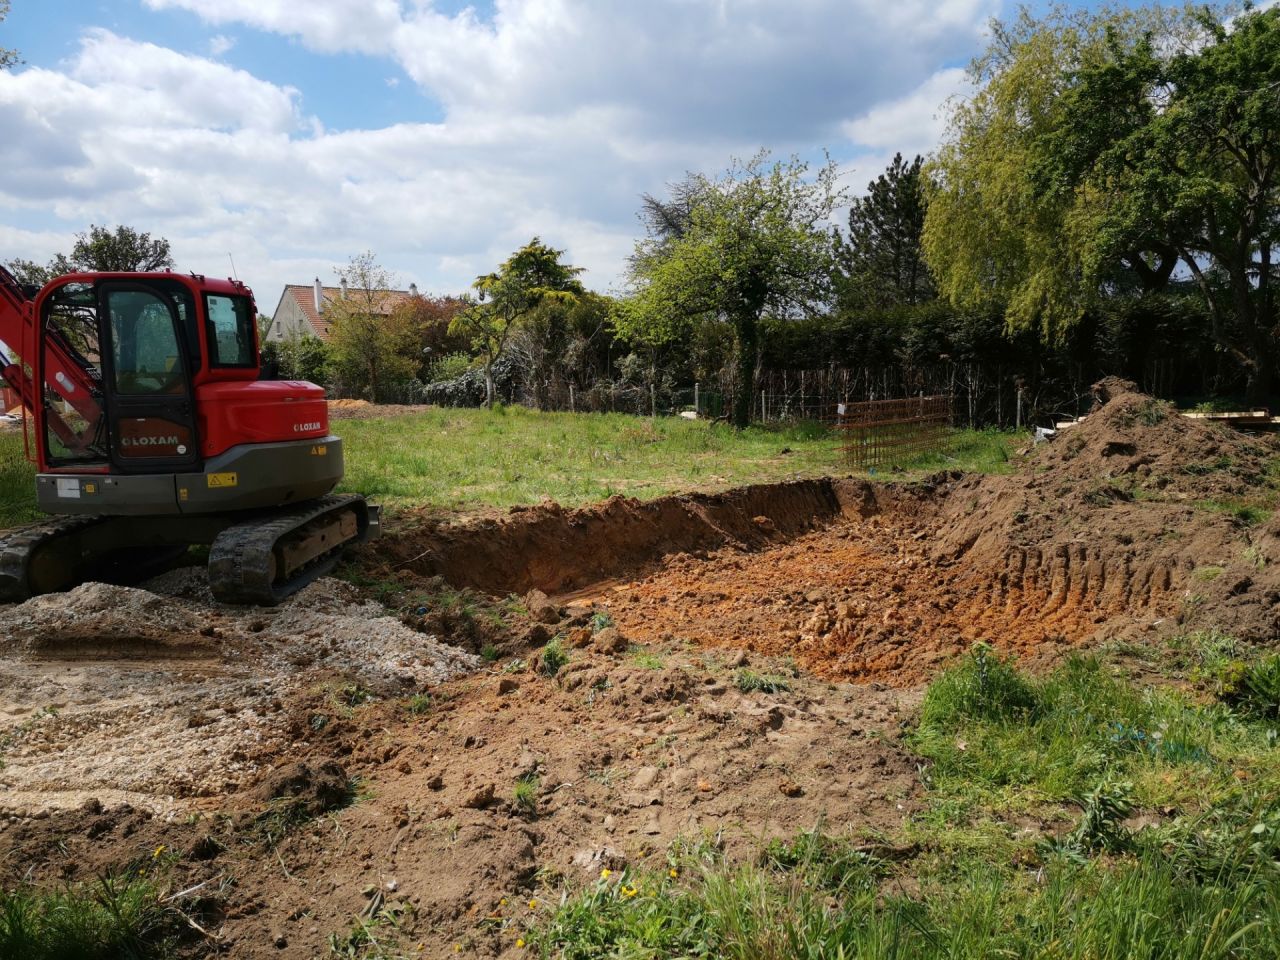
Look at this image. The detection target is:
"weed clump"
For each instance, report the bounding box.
[1225,654,1280,720]
[539,637,569,677]
[920,643,1039,727]
[514,774,540,813]
[735,670,790,694]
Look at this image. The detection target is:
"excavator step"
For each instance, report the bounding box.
[207,494,375,606]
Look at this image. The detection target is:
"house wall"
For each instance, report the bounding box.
[269,294,318,341]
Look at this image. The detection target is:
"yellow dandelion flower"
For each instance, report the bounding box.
[516,938,526,948]
[152,845,166,859]
[453,946,461,953]
[499,897,508,906]
[528,899,538,909]
[621,885,638,898]
[600,868,612,879]
[669,868,678,878]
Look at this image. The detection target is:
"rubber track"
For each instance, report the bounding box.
[0,514,110,603]
[207,494,368,606]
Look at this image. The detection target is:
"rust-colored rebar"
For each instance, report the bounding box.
[836,395,953,468]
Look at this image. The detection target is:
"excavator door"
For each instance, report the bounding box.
[96,282,200,472]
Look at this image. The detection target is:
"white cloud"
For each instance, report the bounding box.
[2,2,1000,304]
[843,67,972,155]
[209,34,236,57]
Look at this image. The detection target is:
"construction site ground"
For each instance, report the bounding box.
[2,386,1279,957]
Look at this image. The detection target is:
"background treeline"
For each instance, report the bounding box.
[14,4,1277,430]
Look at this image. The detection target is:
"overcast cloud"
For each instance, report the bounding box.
[0,0,997,307]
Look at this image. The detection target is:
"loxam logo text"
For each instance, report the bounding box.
[293,421,322,432]
[122,435,179,446]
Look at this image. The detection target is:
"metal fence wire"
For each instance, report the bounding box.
[838,394,954,469]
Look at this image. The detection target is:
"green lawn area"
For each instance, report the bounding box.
[0,408,1022,527]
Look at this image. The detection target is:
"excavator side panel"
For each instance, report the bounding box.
[34,436,345,516]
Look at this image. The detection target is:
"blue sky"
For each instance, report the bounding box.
[0,0,1137,310]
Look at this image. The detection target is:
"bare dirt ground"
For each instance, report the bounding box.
[2,384,1278,957]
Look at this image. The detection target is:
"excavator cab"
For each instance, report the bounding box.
[0,267,377,604]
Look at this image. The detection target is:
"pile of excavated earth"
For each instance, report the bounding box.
[0,382,1277,958]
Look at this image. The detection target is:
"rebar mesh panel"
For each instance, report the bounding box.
[838,395,953,468]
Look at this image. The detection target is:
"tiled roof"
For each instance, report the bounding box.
[280,284,416,340]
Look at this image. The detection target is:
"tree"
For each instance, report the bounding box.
[1041,6,1280,401]
[450,238,585,407]
[66,224,173,272]
[390,293,469,380]
[5,224,174,288]
[326,252,419,400]
[617,152,844,427]
[835,153,934,310]
[923,7,1179,338]
[1,1,20,72]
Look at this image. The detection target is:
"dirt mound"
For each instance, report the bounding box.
[326,400,432,420]
[375,479,919,595]
[922,390,1280,644]
[252,760,351,817]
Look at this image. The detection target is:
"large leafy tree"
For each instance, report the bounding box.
[925,4,1279,400]
[1043,6,1280,401]
[6,224,174,287]
[835,153,934,310]
[326,252,419,400]
[618,152,844,427]
[923,7,1179,336]
[450,238,585,407]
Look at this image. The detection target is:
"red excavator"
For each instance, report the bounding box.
[0,263,377,604]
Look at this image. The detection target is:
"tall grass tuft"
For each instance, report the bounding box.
[0,875,180,960]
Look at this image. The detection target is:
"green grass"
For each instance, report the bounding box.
[334,407,842,513]
[0,412,1021,528]
[514,774,541,813]
[0,430,41,528]
[0,875,182,960]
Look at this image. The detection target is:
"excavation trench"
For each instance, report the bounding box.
[379,390,1280,686]
[374,477,1207,688]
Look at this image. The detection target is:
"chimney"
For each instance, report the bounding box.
[313,278,323,314]
[340,278,348,299]
[409,283,418,297]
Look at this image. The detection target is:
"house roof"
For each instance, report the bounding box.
[273,283,417,340]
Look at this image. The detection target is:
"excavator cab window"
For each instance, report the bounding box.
[40,282,108,466]
[204,294,255,368]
